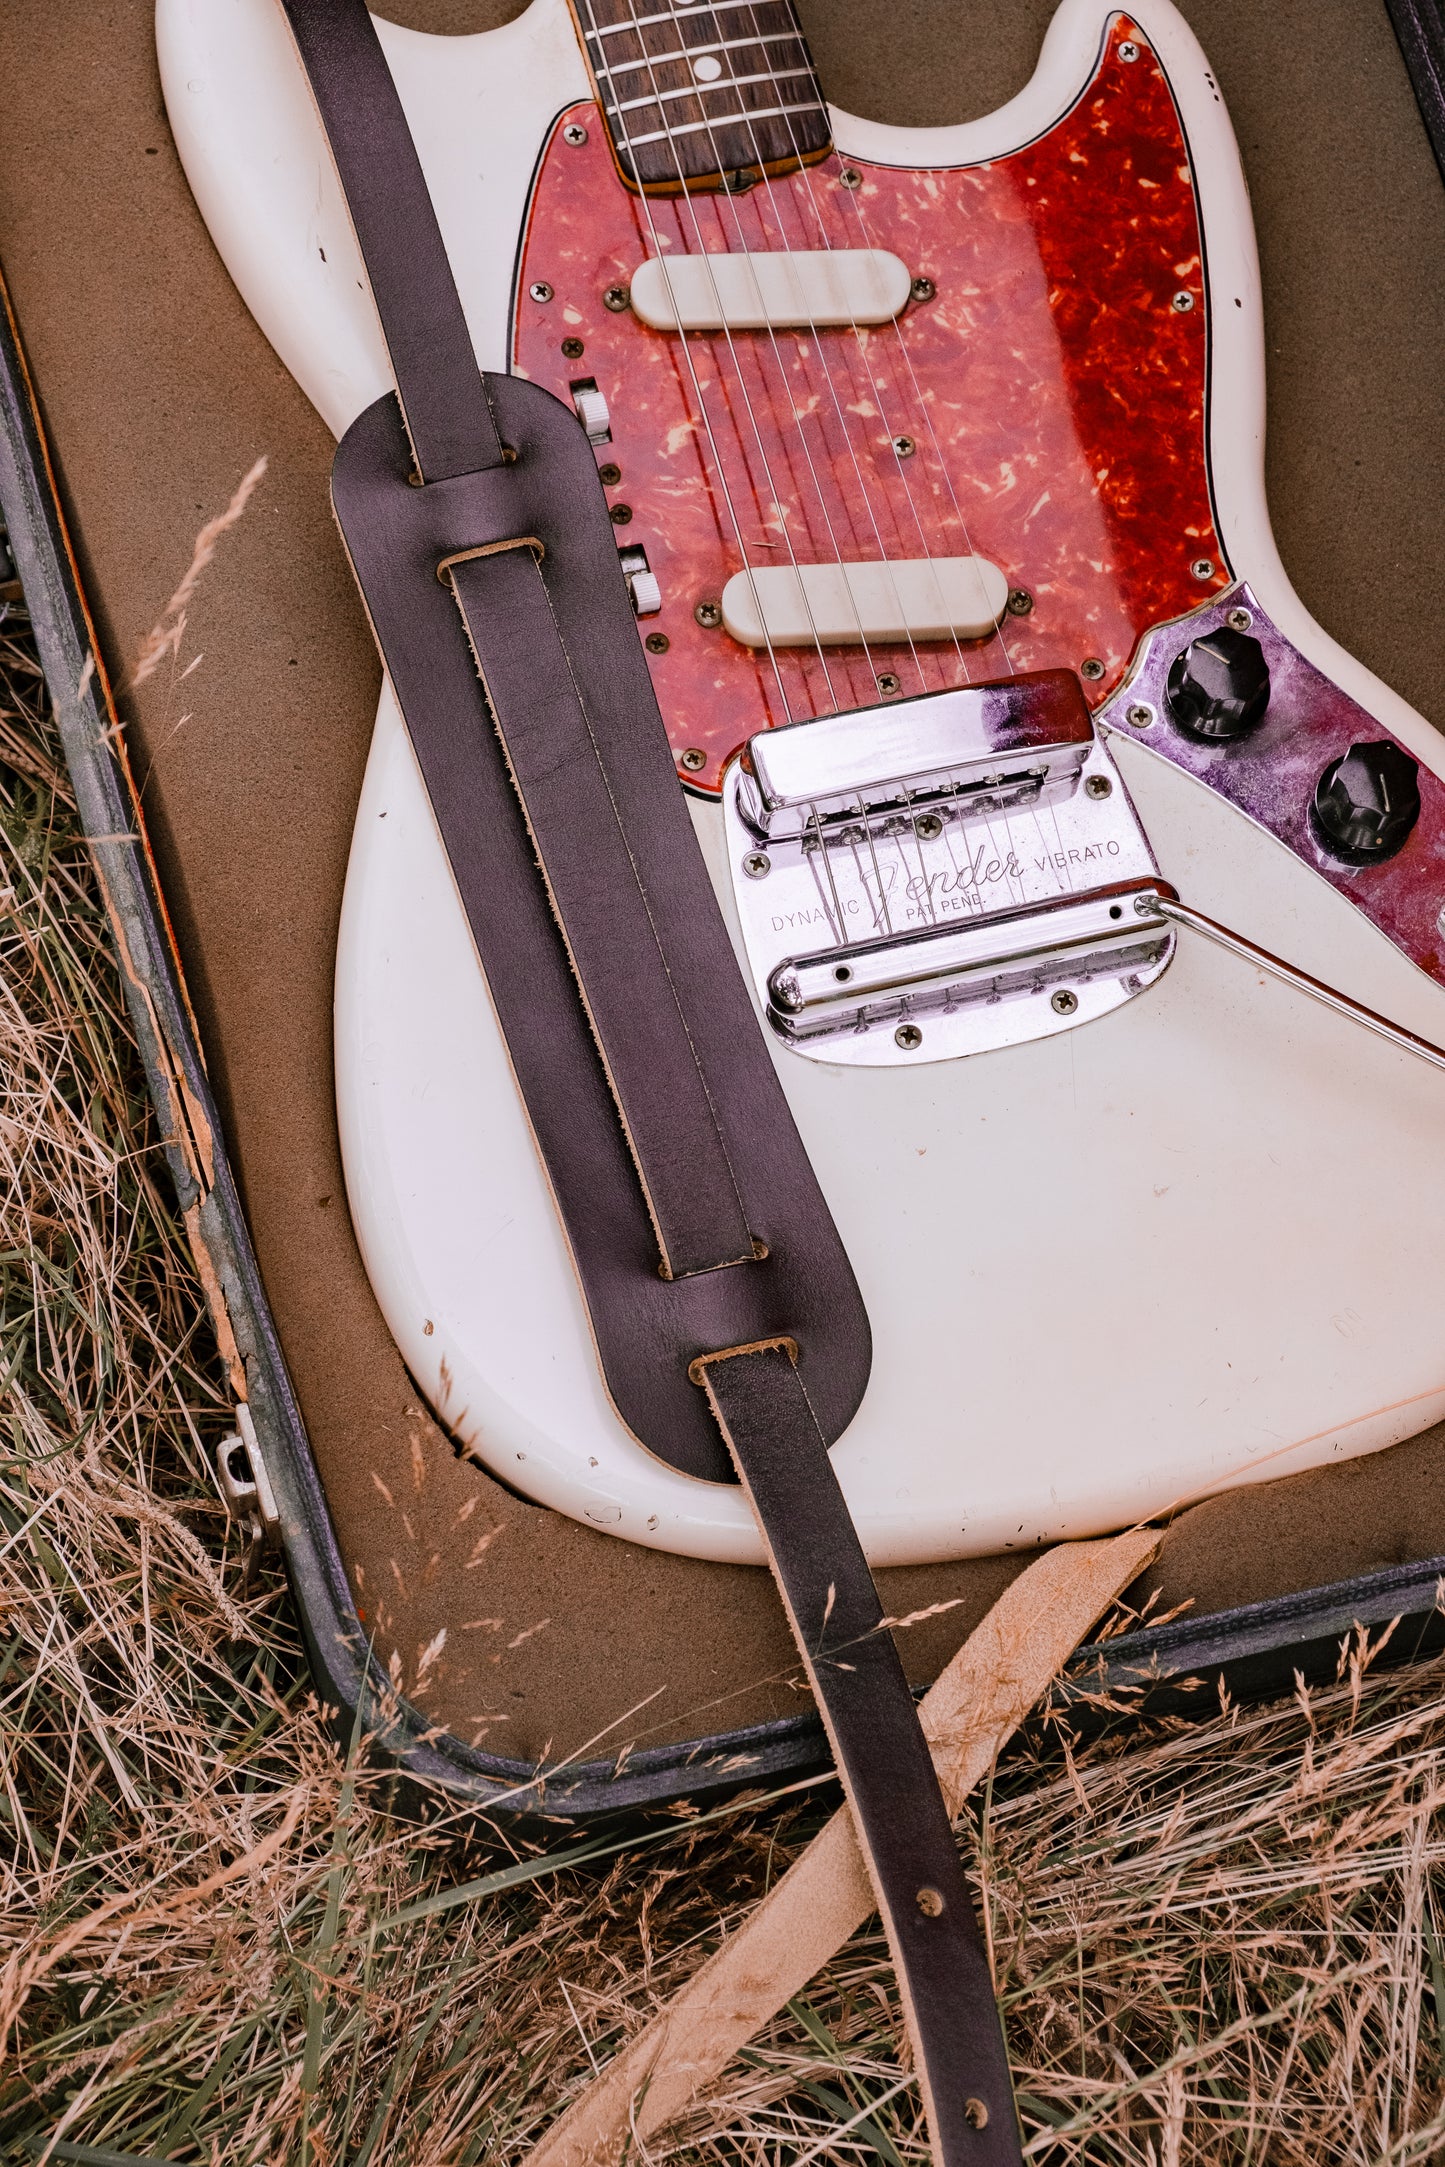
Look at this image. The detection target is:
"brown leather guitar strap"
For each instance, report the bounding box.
[277,3,1021,2156]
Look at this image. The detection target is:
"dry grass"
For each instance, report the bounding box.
[0,583,1444,2166]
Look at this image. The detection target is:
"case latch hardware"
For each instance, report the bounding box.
[216,1403,281,1586]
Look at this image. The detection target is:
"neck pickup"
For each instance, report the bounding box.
[572,0,833,194]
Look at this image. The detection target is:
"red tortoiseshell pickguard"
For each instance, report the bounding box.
[513,16,1225,793]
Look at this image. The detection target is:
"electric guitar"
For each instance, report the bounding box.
[158,0,1445,1573]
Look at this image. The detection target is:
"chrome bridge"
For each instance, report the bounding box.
[722,670,1176,1065]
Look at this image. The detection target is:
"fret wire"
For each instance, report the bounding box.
[587,0,801,39]
[594,34,810,85]
[610,68,818,115]
[622,99,823,146]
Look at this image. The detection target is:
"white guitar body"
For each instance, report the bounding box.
[159,0,1445,1566]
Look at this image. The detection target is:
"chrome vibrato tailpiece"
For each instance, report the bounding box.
[722,669,1176,1066]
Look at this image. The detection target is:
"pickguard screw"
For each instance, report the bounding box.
[603,285,630,312]
[895,1023,924,1051]
[610,503,633,525]
[1080,657,1105,681]
[964,2100,991,2130]
[1118,39,1140,60]
[1227,605,1253,631]
[1191,556,1215,580]
[529,280,554,303]
[916,1885,944,1914]
[1007,587,1034,617]
[563,122,589,146]
[1085,773,1113,799]
[1172,290,1195,313]
[561,336,585,358]
[910,275,936,303]
[1051,989,1079,1015]
[598,461,622,486]
[743,850,770,879]
[914,811,944,839]
[645,631,669,654]
[1126,702,1155,728]
[892,434,916,458]
[695,599,722,628]
[840,167,862,189]
[877,671,901,696]
[681,747,707,772]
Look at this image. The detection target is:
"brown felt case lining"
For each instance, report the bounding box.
[1,0,1443,1769]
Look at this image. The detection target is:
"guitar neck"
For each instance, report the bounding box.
[571,0,833,196]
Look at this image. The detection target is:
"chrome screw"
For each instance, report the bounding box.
[910,275,936,303]
[1191,556,1215,580]
[1080,657,1105,681]
[603,285,630,312]
[561,336,585,359]
[645,632,669,654]
[895,1022,924,1050]
[529,281,554,303]
[914,811,944,840]
[1227,605,1253,631]
[840,167,863,189]
[598,461,622,486]
[1085,773,1113,800]
[563,122,589,146]
[1126,702,1154,728]
[695,599,722,628]
[743,851,770,879]
[681,747,707,772]
[877,671,901,696]
[1118,39,1141,60]
[1172,290,1196,313]
[892,434,916,458]
[1007,587,1034,617]
[1051,989,1079,1015]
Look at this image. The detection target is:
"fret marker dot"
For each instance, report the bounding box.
[692,54,723,81]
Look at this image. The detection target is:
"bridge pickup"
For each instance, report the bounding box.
[722,555,1009,647]
[768,882,1172,1041]
[629,248,911,331]
[740,669,1094,841]
[723,670,1175,1065]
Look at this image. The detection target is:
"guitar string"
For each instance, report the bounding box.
[782,58,1090,915]
[589,0,845,715]
[608,0,975,949]
[721,1,977,702]
[590,2,1070,936]
[606,0,987,711]
[615,0,932,712]
[653,0,968,709]
[572,3,806,722]
[646,15,937,703]
[724,1,1067,928]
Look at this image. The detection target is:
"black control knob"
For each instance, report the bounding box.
[1312,740,1420,864]
[1164,625,1271,742]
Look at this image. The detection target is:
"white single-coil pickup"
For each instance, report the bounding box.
[629,249,912,332]
[722,557,1010,648]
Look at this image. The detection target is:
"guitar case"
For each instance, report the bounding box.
[1,0,1445,1832]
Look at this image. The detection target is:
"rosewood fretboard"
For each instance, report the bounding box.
[572,0,832,194]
